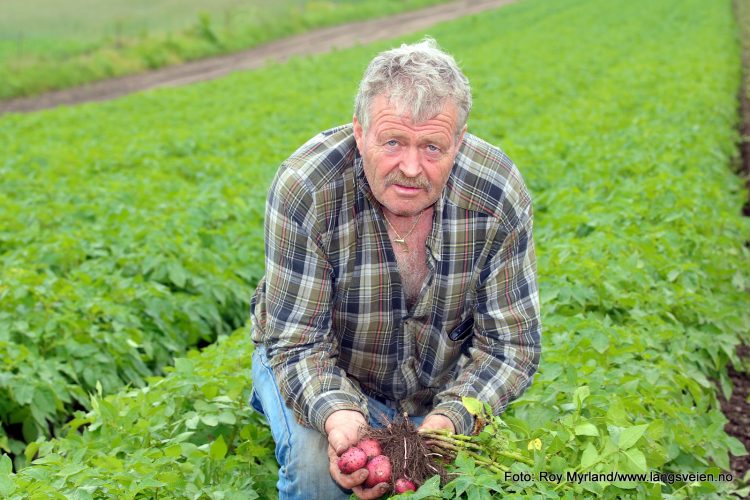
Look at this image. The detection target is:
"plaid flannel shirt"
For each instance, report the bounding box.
[250,124,541,435]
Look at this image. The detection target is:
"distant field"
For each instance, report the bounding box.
[0,0,450,99]
[0,0,255,47]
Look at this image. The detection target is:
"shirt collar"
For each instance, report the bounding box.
[427,188,446,262]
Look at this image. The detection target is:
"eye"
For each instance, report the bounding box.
[426,144,442,153]
[385,139,399,147]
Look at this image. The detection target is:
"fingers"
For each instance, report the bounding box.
[352,482,391,500]
[418,414,455,433]
[327,427,354,455]
[327,444,390,498]
[324,409,389,498]
[327,444,369,489]
[325,410,367,454]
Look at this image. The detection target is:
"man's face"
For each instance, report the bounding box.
[353,95,466,217]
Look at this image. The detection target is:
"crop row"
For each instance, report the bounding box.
[0,73,272,453]
[1,332,279,498]
[1,0,749,497]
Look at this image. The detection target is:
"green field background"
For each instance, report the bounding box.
[1,0,750,497]
[0,0,451,99]
[1,0,259,43]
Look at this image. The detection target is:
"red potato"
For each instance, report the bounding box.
[364,455,392,488]
[357,438,382,460]
[395,478,417,493]
[337,446,368,474]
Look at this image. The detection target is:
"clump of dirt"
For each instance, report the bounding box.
[363,413,451,490]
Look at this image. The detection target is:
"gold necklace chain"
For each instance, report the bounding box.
[383,209,424,250]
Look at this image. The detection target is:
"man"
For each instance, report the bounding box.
[250,38,541,499]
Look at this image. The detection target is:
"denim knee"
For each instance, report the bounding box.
[251,346,351,500]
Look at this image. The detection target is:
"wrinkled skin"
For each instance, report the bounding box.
[353,95,466,220]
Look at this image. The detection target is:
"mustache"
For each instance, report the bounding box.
[384,171,431,191]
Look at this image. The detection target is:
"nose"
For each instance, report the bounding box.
[399,145,422,177]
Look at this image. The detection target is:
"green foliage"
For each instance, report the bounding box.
[0,115,266,456]
[414,397,744,498]
[2,332,278,498]
[1,0,749,496]
[0,0,451,99]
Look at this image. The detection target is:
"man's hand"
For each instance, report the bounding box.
[325,410,390,499]
[418,414,455,433]
[325,410,366,455]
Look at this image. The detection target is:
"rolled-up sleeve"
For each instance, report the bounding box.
[261,167,368,433]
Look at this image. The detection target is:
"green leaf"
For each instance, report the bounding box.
[0,455,14,497]
[24,441,40,463]
[0,454,11,475]
[185,414,200,429]
[0,475,14,497]
[454,451,476,473]
[164,444,182,458]
[209,434,227,460]
[617,424,648,450]
[217,412,236,425]
[33,386,57,416]
[168,262,187,288]
[201,414,219,427]
[728,436,748,457]
[622,448,647,473]
[13,383,34,406]
[411,475,441,499]
[573,386,590,410]
[462,397,484,417]
[590,331,610,353]
[581,442,599,468]
[574,422,599,437]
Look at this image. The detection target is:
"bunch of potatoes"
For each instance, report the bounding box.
[338,438,417,493]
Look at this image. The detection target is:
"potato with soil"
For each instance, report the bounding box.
[337,446,368,474]
[364,454,392,488]
[395,478,417,493]
[357,438,382,459]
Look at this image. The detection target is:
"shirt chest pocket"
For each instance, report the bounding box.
[412,308,473,388]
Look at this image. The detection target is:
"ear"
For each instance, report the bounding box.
[352,115,364,152]
[454,124,467,152]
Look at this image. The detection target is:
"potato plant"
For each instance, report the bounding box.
[1,333,278,498]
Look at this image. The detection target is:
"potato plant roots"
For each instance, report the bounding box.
[362,412,452,489]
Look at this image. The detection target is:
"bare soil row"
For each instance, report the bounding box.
[0,0,514,115]
[719,0,750,481]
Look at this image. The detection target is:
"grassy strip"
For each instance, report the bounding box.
[0,0,451,100]
[0,0,748,496]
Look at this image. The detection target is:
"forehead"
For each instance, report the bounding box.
[368,95,459,138]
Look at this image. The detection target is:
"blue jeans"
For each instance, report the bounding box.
[250,346,424,500]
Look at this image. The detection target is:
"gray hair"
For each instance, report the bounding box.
[354,37,472,136]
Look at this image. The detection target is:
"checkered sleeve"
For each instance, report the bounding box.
[262,166,368,433]
[431,201,542,435]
